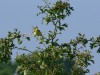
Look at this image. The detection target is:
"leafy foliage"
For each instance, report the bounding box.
[0,0,100,75]
[0,61,17,75]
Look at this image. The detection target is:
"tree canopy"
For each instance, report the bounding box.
[0,0,100,75]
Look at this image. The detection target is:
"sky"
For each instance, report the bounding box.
[0,0,100,75]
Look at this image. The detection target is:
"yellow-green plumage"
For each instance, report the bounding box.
[33,26,42,36]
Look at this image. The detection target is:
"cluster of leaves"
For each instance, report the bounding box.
[19,49,56,74]
[16,46,74,75]
[90,36,100,53]
[0,29,21,62]
[15,33,97,75]
[0,29,31,63]
[37,0,74,47]
[38,0,73,23]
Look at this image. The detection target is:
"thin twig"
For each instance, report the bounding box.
[13,46,33,53]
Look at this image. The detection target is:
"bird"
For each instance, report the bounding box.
[33,26,42,37]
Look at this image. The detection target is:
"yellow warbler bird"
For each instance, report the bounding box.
[33,26,42,36]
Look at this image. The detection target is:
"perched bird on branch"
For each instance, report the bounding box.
[33,26,42,37]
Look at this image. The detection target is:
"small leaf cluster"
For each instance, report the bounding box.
[38,0,73,24]
[90,36,100,53]
[0,29,21,63]
[37,1,73,47]
[16,47,64,75]
[0,29,31,63]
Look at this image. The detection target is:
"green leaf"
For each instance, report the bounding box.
[17,38,22,44]
[58,26,65,31]
[52,42,59,46]
[39,37,44,44]
[44,70,48,75]
[45,39,50,44]
[62,23,68,28]
[70,7,74,11]
[45,16,51,24]
[90,60,94,64]
[97,47,100,53]
[25,37,30,41]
